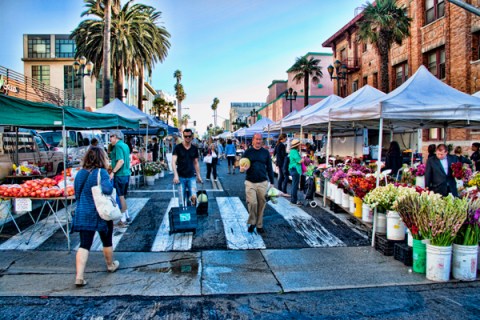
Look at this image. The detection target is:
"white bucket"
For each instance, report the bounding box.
[407,229,413,247]
[386,210,406,240]
[375,213,387,234]
[348,196,355,214]
[159,171,165,178]
[426,244,452,282]
[335,187,343,204]
[341,192,349,208]
[145,175,155,186]
[330,184,337,200]
[362,203,372,223]
[452,244,478,281]
[415,175,425,189]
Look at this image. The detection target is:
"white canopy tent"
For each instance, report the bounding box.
[267,110,298,132]
[236,117,274,138]
[283,95,343,130]
[328,66,480,247]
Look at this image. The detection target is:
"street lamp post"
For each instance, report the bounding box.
[327,60,347,97]
[285,87,297,113]
[250,108,258,125]
[73,56,94,110]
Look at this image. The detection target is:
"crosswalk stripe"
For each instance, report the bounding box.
[151,198,193,252]
[86,198,150,251]
[216,197,266,250]
[269,197,345,248]
[0,204,74,250]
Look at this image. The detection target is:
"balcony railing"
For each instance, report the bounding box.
[0,65,79,106]
[340,58,361,72]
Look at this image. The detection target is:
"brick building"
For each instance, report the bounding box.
[322,0,480,156]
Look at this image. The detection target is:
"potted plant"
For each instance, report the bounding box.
[452,198,480,281]
[143,162,157,186]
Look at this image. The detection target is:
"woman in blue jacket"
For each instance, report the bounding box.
[72,147,120,287]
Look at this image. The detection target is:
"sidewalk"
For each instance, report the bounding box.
[0,246,431,297]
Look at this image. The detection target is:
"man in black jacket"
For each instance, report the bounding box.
[240,133,275,234]
[425,144,459,197]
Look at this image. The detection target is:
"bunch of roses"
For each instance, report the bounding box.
[451,162,473,182]
[330,169,347,185]
[410,163,426,177]
[348,175,376,199]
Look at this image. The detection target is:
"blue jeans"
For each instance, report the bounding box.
[178,177,197,206]
[290,168,300,203]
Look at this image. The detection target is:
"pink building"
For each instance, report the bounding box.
[259,52,334,122]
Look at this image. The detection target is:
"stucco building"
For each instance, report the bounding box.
[258,52,334,122]
[322,0,480,156]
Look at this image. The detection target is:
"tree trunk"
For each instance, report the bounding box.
[137,67,144,111]
[303,74,309,107]
[378,39,390,93]
[114,64,124,100]
[102,0,111,107]
[177,100,182,124]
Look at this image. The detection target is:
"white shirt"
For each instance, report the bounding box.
[440,157,448,174]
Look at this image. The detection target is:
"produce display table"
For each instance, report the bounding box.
[0,196,75,247]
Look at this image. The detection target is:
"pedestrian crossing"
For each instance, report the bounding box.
[0,195,361,252]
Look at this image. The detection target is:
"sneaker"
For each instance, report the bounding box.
[116,221,129,228]
[247,225,255,233]
[107,260,120,273]
[296,201,303,206]
[214,178,218,181]
[206,178,211,181]
[126,217,132,224]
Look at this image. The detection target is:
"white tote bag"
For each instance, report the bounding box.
[91,169,122,221]
[204,155,213,164]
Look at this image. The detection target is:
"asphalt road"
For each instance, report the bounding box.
[1,160,479,319]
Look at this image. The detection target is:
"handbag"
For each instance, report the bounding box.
[204,155,213,164]
[91,169,122,221]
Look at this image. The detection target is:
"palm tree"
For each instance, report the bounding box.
[174,70,186,122]
[357,0,411,93]
[181,114,191,127]
[152,97,175,124]
[71,0,171,103]
[211,97,219,127]
[289,56,323,107]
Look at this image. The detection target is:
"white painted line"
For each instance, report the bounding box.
[0,204,74,250]
[128,189,224,193]
[151,198,193,251]
[85,198,149,252]
[216,197,266,250]
[269,197,345,247]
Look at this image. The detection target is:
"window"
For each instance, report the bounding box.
[426,47,445,79]
[28,36,50,58]
[362,76,368,86]
[427,128,444,141]
[425,0,445,25]
[373,72,378,89]
[64,66,81,90]
[55,38,75,58]
[352,80,358,92]
[395,62,409,88]
[362,42,367,53]
[472,31,480,61]
[32,66,50,86]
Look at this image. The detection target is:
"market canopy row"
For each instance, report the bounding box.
[0,94,139,129]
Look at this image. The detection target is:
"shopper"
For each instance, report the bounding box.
[109,130,131,227]
[385,141,403,176]
[225,139,236,174]
[288,139,303,206]
[240,133,275,234]
[172,128,203,206]
[274,133,287,193]
[72,146,120,287]
[205,143,219,181]
[470,142,480,171]
[454,146,472,167]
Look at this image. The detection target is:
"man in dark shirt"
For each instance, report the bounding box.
[240,133,275,234]
[151,137,159,161]
[172,129,203,206]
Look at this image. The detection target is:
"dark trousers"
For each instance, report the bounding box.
[277,164,287,193]
[79,220,114,250]
[290,168,300,203]
[206,157,218,179]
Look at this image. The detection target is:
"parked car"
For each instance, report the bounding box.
[0,130,65,180]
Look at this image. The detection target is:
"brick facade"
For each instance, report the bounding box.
[323,0,480,157]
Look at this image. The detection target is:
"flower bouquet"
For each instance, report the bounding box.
[419,193,468,246]
[330,168,347,186]
[322,167,337,180]
[392,186,424,239]
[468,172,480,188]
[348,175,376,200]
[454,198,480,246]
[143,162,159,176]
[363,184,398,212]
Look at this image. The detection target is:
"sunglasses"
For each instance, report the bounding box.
[183,135,192,138]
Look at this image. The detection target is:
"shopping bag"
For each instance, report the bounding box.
[91,169,122,221]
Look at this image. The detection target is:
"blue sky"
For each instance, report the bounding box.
[0,0,366,133]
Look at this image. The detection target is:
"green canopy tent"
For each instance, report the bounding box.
[0,94,139,250]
